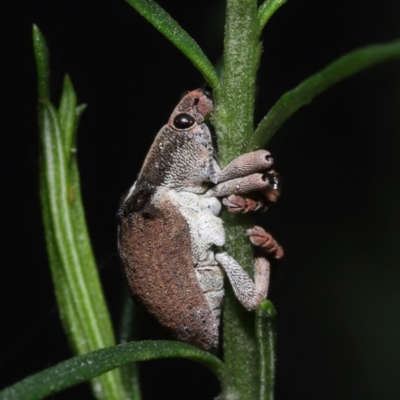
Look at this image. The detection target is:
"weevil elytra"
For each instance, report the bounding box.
[118,89,283,351]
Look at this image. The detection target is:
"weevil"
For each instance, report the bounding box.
[118,89,283,351]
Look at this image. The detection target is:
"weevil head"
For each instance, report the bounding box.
[168,88,213,131]
[139,88,215,190]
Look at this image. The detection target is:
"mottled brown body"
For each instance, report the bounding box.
[118,89,283,351]
[119,184,217,349]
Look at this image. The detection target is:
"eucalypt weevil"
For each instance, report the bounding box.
[118,88,283,351]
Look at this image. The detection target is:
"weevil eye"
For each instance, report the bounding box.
[173,113,195,129]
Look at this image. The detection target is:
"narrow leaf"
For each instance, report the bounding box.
[39,160,90,355]
[258,0,288,33]
[125,0,219,88]
[33,27,114,396]
[255,300,276,400]
[0,341,226,400]
[58,75,77,159]
[32,25,50,101]
[68,159,119,347]
[40,101,124,399]
[119,295,141,400]
[249,40,400,150]
[66,103,117,351]
[34,26,125,397]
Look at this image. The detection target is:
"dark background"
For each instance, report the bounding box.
[1,0,400,399]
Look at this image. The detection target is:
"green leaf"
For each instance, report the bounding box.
[41,102,81,331]
[58,75,77,160]
[258,0,288,33]
[255,300,276,400]
[40,102,125,399]
[64,99,117,355]
[0,341,226,400]
[125,0,219,88]
[34,39,125,397]
[68,154,119,349]
[32,25,50,101]
[119,295,142,400]
[34,26,90,360]
[39,160,89,357]
[249,39,400,150]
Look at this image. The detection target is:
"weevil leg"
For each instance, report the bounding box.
[246,226,284,259]
[205,171,279,198]
[215,226,283,310]
[206,151,280,207]
[215,251,270,311]
[222,194,270,213]
[215,150,274,183]
[195,264,225,325]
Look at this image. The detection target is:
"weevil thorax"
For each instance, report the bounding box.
[138,89,215,192]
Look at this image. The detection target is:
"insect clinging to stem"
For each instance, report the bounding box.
[118,88,283,351]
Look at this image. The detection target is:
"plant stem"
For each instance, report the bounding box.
[213,0,261,164]
[256,301,277,399]
[212,1,264,398]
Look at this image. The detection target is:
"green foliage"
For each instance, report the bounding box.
[124,0,219,88]
[0,341,225,400]
[257,0,288,32]
[249,39,400,151]
[2,3,399,400]
[256,301,277,399]
[119,296,142,400]
[33,25,125,400]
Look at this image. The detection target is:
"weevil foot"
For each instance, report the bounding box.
[222,194,269,213]
[246,226,284,259]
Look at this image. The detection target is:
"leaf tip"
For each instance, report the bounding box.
[257,299,276,318]
[32,24,44,41]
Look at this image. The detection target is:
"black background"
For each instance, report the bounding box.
[1,1,400,399]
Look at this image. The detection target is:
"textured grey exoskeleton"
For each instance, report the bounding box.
[118,89,283,351]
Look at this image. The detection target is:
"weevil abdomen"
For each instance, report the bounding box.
[118,183,220,350]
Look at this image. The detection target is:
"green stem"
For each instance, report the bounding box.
[213,0,261,165]
[220,215,260,400]
[256,301,277,400]
[212,1,264,398]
